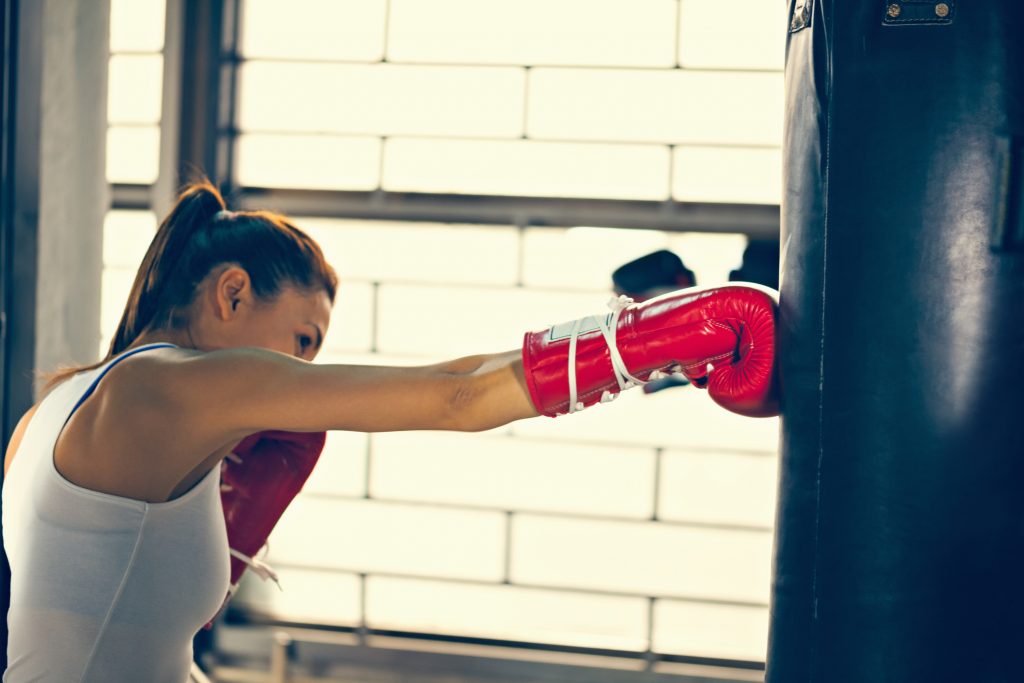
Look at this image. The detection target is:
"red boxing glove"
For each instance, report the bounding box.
[522,284,778,418]
[208,430,326,625]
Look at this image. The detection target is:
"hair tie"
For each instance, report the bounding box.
[213,209,234,221]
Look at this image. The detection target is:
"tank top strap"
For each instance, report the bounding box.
[68,343,178,419]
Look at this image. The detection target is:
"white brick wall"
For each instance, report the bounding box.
[241,0,388,62]
[268,497,507,581]
[653,599,769,661]
[673,146,782,204]
[382,138,671,200]
[386,0,678,67]
[528,68,783,146]
[96,0,788,660]
[370,431,657,519]
[302,430,369,497]
[659,450,778,528]
[510,514,771,603]
[237,568,362,626]
[234,0,783,204]
[300,219,519,287]
[367,576,650,651]
[678,0,786,70]
[235,134,381,190]
[238,63,526,138]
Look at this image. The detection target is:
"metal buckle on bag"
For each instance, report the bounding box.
[882,1,955,26]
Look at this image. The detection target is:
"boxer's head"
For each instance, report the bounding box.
[112,180,338,361]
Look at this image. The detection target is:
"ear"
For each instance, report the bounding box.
[211,266,253,321]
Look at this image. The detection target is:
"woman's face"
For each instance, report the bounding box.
[198,266,333,362]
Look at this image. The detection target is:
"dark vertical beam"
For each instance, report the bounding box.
[1,0,42,670]
[177,0,224,186]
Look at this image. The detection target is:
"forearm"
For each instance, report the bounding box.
[433,349,539,431]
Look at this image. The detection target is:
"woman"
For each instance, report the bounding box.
[2,181,777,682]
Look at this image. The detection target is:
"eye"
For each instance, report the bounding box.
[297,334,313,351]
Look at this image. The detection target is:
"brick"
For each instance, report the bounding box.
[679,0,786,70]
[267,497,505,581]
[659,450,778,528]
[653,599,768,661]
[238,62,524,138]
[371,431,656,518]
[511,513,772,603]
[240,0,387,61]
[367,576,649,650]
[297,218,519,286]
[388,0,677,67]
[528,68,784,146]
[383,137,670,200]
[672,146,782,204]
[107,55,163,125]
[235,133,381,190]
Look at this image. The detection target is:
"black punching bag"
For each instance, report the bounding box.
[772,1,1024,681]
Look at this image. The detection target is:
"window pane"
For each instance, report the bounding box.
[103,210,156,268]
[109,0,166,53]
[240,0,387,61]
[106,126,160,184]
[107,55,163,124]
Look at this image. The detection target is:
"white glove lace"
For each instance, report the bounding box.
[229,544,282,591]
[567,295,648,414]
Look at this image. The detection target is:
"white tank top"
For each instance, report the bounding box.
[2,344,230,683]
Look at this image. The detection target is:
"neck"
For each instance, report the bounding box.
[128,327,196,351]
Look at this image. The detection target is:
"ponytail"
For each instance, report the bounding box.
[41,178,338,391]
[109,181,226,356]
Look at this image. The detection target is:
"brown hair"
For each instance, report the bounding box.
[43,179,338,389]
